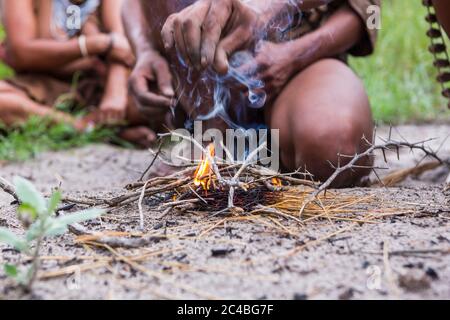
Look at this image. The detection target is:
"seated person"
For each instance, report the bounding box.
[432,0,450,38]
[123,0,380,187]
[426,0,450,108]
[0,0,158,147]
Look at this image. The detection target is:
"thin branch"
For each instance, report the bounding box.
[0,176,18,203]
[300,136,447,216]
[140,141,163,181]
[138,181,150,231]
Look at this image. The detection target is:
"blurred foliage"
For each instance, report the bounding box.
[350,0,450,122]
[0,117,125,161]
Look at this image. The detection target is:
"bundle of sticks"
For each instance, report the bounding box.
[66,137,318,230]
[2,130,449,249]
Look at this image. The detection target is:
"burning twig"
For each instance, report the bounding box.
[158,132,224,182]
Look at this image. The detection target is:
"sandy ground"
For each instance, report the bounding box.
[0,124,449,300]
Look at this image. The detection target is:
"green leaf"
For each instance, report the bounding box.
[55,208,105,226]
[45,209,105,237]
[25,221,44,242]
[13,177,47,215]
[4,264,18,278]
[48,191,62,214]
[18,203,38,225]
[0,228,28,252]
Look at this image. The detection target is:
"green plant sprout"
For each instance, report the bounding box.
[0,177,104,291]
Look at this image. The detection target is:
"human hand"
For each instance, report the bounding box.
[251,41,297,101]
[161,0,262,74]
[249,37,320,102]
[107,33,136,68]
[128,51,175,117]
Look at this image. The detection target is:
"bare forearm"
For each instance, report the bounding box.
[102,0,125,34]
[122,0,155,57]
[290,5,364,70]
[6,36,109,72]
[52,57,103,78]
[103,64,129,100]
[248,0,333,23]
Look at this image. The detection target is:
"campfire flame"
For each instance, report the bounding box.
[271,178,282,187]
[194,144,215,191]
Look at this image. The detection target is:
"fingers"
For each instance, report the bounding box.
[182,1,211,68]
[182,17,202,69]
[96,109,126,126]
[161,14,176,51]
[124,53,136,68]
[200,1,232,69]
[162,1,211,69]
[152,60,175,97]
[129,71,173,110]
[173,17,191,67]
[214,27,250,74]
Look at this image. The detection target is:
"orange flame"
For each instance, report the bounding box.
[271,178,282,187]
[194,143,215,190]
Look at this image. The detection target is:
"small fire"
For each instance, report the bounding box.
[271,178,282,187]
[194,143,215,191]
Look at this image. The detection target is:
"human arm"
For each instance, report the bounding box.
[122,0,174,116]
[2,0,112,72]
[161,0,334,73]
[97,0,133,123]
[251,4,366,100]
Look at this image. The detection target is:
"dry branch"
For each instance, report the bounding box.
[69,223,162,248]
[0,176,18,202]
[372,160,442,187]
[300,135,448,216]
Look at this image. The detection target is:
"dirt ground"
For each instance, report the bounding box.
[0,124,449,300]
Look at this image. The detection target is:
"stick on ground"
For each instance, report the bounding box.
[0,176,18,202]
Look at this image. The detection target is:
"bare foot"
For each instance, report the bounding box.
[119,126,157,148]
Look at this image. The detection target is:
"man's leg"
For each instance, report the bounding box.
[0,81,78,127]
[267,59,374,187]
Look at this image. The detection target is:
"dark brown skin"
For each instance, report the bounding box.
[433,0,450,39]
[161,0,333,74]
[0,0,157,146]
[124,0,374,187]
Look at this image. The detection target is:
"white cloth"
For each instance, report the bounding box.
[52,0,100,38]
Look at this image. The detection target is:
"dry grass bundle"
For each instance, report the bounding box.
[54,130,449,248]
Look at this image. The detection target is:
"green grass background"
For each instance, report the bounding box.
[349,0,449,122]
[0,0,449,161]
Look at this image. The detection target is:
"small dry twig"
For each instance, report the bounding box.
[139,141,164,181]
[0,176,18,203]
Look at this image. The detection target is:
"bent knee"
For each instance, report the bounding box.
[283,119,372,186]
